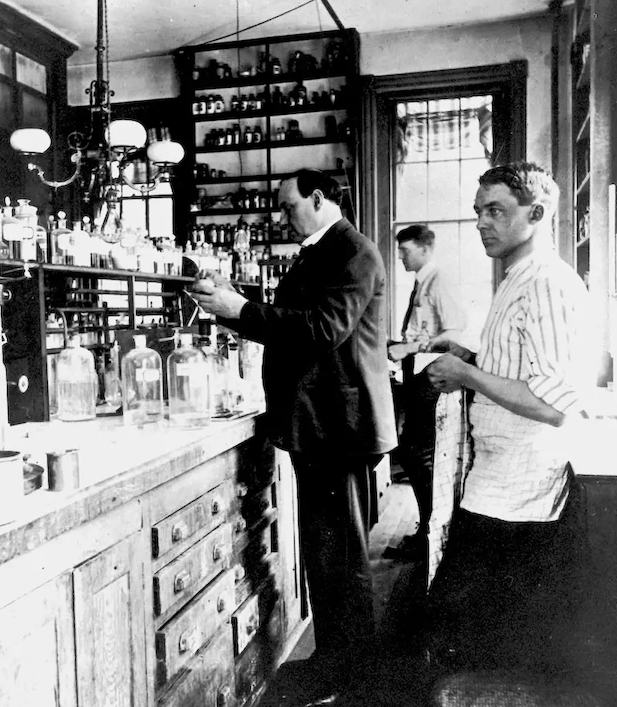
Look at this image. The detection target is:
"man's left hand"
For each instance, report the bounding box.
[192,285,248,319]
[427,353,469,393]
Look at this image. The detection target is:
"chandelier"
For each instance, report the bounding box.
[8,0,184,220]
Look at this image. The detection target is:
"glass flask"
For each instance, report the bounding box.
[103,341,122,408]
[167,333,210,428]
[121,334,163,426]
[56,333,98,421]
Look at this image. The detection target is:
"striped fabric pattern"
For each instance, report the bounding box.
[462,249,595,522]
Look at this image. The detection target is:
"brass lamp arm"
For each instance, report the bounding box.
[27,151,84,189]
[119,165,168,195]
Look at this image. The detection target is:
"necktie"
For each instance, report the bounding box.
[401,278,419,341]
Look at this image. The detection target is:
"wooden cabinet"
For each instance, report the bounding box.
[73,533,148,707]
[173,30,360,294]
[570,0,591,285]
[0,420,304,707]
[0,574,77,707]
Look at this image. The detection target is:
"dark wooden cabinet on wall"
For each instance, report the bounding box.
[173,30,360,252]
[0,3,76,217]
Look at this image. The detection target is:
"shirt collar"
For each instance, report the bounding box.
[415,260,436,285]
[505,246,556,277]
[301,217,341,247]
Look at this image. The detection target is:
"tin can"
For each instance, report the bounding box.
[47,449,80,492]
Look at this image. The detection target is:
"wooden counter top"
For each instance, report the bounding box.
[0,411,265,566]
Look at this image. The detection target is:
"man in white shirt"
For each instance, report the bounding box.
[387,225,465,557]
[425,162,594,672]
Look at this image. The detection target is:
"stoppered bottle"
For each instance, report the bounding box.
[121,334,163,425]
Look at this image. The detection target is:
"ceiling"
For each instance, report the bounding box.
[5,0,554,65]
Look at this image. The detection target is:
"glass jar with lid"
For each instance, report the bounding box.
[121,334,163,426]
[167,333,210,427]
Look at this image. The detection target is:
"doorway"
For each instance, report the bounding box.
[360,61,527,341]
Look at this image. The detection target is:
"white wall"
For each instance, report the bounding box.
[68,15,553,166]
[68,55,178,106]
[360,15,553,166]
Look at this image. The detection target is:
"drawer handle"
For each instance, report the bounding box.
[234,565,246,583]
[259,498,270,512]
[178,628,199,654]
[257,543,268,558]
[235,517,247,534]
[171,521,189,543]
[217,594,227,613]
[245,619,257,636]
[211,498,222,515]
[217,685,232,707]
[212,544,223,562]
[174,569,191,593]
[236,483,248,498]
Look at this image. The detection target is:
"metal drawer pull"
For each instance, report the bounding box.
[245,619,257,636]
[217,594,227,613]
[173,569,191,593]
[235,517,247,533]
[212,545,223,562]
[211,498,221,515]
[236,483,248,498]
[217,685,232,707]
[234,565,246,583]
[259,498,270,512]
[171,521,189,543]
[178,628,199,654]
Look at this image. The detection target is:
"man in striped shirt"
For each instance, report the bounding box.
[424,162,595,672]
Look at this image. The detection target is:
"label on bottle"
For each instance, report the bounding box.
[175,363,195,376]
[136,368,160,382]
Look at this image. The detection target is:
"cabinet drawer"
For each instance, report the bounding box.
[156,569,235,687]
[232,519,278,609]
[230,483,275,534]
[157,626,236,707]
[152,482,229,559]
[154,524,232,619]
[232,593,260,656]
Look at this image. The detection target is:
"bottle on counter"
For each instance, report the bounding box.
[56,333,98,421]
[226,334,245,413]
[167,332,211,428]
[121,334,163,426]
[202,325,231,418]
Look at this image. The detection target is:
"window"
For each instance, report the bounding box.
[393,96,495,347]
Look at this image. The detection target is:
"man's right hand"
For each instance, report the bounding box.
[195,269,235,292]
[426,338,474,363]
[388,342,417,361]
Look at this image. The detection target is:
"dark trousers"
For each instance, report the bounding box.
[290,450,382,678]
[427,472,585,672]
[399,363,440,532]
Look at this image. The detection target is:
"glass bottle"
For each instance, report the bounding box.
[56,333,98,421]
[103,341,122,408]
[167,333,210,428]
[226,335,245,412]
[203,325,231,418]
[121,334,163,426]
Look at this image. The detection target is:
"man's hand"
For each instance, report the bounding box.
[426,353,470,393]
[426,337,474,363]
[195,270,235,292]
[388,342,412,362]
[192,278,248,319]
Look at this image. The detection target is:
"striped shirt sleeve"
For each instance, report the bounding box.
[522,273,588,414]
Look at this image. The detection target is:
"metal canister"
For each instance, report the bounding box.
[47,449,80,492]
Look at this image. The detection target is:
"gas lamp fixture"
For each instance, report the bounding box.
[9,0,184,208]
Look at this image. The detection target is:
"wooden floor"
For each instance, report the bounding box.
[265,475,617,707]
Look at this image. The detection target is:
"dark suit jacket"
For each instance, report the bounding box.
[225,218,397,456]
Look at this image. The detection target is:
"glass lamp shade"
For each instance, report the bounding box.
[106,120,147,150]
[10,128,51,154]
[146,140,185,165]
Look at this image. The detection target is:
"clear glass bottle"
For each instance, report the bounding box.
[167,333,210,427]
[56,333,98,421]
[202,325,231,418]
[226,335,245,412]
[121,334,163,426]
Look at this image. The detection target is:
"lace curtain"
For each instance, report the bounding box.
[396,97,493,163]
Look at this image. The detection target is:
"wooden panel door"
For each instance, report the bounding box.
[73,533,148,707]
[0,573,77,707]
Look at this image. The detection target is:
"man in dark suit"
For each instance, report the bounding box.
[193,169,397,706]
